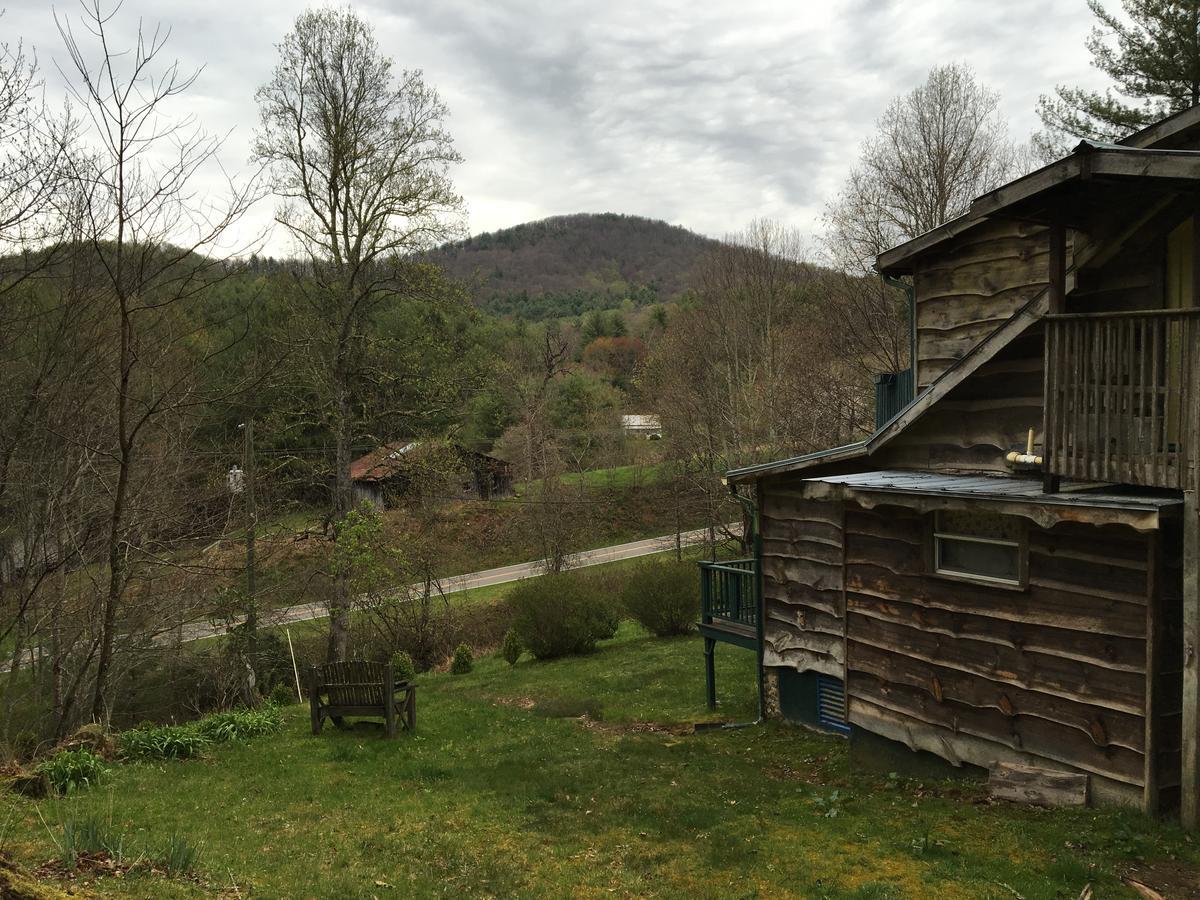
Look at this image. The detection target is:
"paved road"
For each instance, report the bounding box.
[5,525,738,669]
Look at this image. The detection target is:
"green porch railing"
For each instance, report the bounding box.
[698,557,760,710]
[699,558,757,629]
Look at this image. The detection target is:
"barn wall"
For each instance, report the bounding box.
[841,501,1155,806]
[913,218,1048,391]
[760,483,845,679]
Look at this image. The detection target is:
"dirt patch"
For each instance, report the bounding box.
[576,716,693,737]
[1123,860,1200,900]
[493,696,536,710]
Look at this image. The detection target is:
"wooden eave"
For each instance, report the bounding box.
[877,141,1200,275]
[1119,104,1200,149]
[727,286,1050,484]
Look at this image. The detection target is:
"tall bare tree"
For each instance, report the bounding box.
[55,0,258,720]
[254,7,465,661]
[822,63,1027,380]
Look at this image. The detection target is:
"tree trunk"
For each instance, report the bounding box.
[327,369,353,662]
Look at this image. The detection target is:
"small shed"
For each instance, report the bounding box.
[350,441,513,509]
[620,414,662,439]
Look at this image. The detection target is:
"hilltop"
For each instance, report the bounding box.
[425,213,719,319]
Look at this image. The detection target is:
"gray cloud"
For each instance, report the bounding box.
[3,0,1107,254]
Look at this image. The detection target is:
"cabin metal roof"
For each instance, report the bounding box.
[801,470,1180,531]
[805,469,1181,511]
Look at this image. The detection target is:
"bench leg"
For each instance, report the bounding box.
[406,687,416,731]
[384,694,396,739]
[310,696,322,735]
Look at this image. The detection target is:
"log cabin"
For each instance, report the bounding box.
[702,106,1200,822]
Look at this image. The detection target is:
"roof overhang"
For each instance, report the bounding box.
[801,470,1180,532]
[876,140,1200,276]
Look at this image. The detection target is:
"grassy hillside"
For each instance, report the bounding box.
[4,625,1196,898]
[425,213,718,319]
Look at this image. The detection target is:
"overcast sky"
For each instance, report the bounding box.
[4,0,1107,256]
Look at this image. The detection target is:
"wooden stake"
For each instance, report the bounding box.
[286,626,303,703]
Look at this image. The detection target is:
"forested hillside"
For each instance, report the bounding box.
[425,213,718,319]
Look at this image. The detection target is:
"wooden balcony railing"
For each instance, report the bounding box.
[1044,309,1200,491]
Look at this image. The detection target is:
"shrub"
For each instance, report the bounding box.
[450,643,474,675]
[194,705,283,743]
[508,571,620,660]
[391,650,417,684]
[119,724,209,761]
[36,749,109,795]
[500,629,523,667]
[268,681,296,707]
[621,559,700,636]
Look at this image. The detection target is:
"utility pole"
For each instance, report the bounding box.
[242,420,257,643]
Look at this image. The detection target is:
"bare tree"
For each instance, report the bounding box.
[54,0,258,721]
[642,220,860,552]
[820,63,1029,382]
[825,63,1022,269]
[254,7,465,661]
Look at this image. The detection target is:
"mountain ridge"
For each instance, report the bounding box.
[425,212,718,320]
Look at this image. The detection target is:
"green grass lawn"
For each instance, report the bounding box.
[4,625,1195,899]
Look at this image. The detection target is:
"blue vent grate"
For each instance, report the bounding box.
[816,674,850,734]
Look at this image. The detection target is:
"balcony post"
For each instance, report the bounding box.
[1043,223,1066,494]
[1184,490,1200,827]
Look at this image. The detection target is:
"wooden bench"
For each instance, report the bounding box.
[308,660,416,738]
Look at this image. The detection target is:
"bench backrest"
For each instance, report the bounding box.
[312,660,390,707]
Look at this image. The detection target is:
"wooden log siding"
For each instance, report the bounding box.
[878,329,1046,475]
[760,486,845,678]
[913,219,1048,390]
[842,502,1157,804]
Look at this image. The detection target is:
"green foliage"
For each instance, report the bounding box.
[268,681,297,706]
[35,749,109,796]
[1037,0,1200,147]
[500,628,523,667]
[330,503,396,597]
[621,558,699,636]
[194,705,283,743]
[119,724,210,761]
[508,570,620,659]
[57,812,125,868]
[158,832,202,877]
[450,643,474,675]
[391,650,417,684]
[120,705,282,760]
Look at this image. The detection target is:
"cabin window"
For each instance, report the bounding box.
[931,510,1025,587]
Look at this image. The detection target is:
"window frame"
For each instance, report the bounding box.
[928,510,1028,590]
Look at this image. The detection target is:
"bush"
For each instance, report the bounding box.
[621,559,700,636]
[119,724,209,761]
[508,571,620,660]
[36,749,109,795]
[391,650,417,684]
[500,629,523,667]
[450,643,474,675]
[268,681,296,707]
[194,705,283,743]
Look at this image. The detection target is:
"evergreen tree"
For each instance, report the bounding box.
[1037,0,1200,153]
